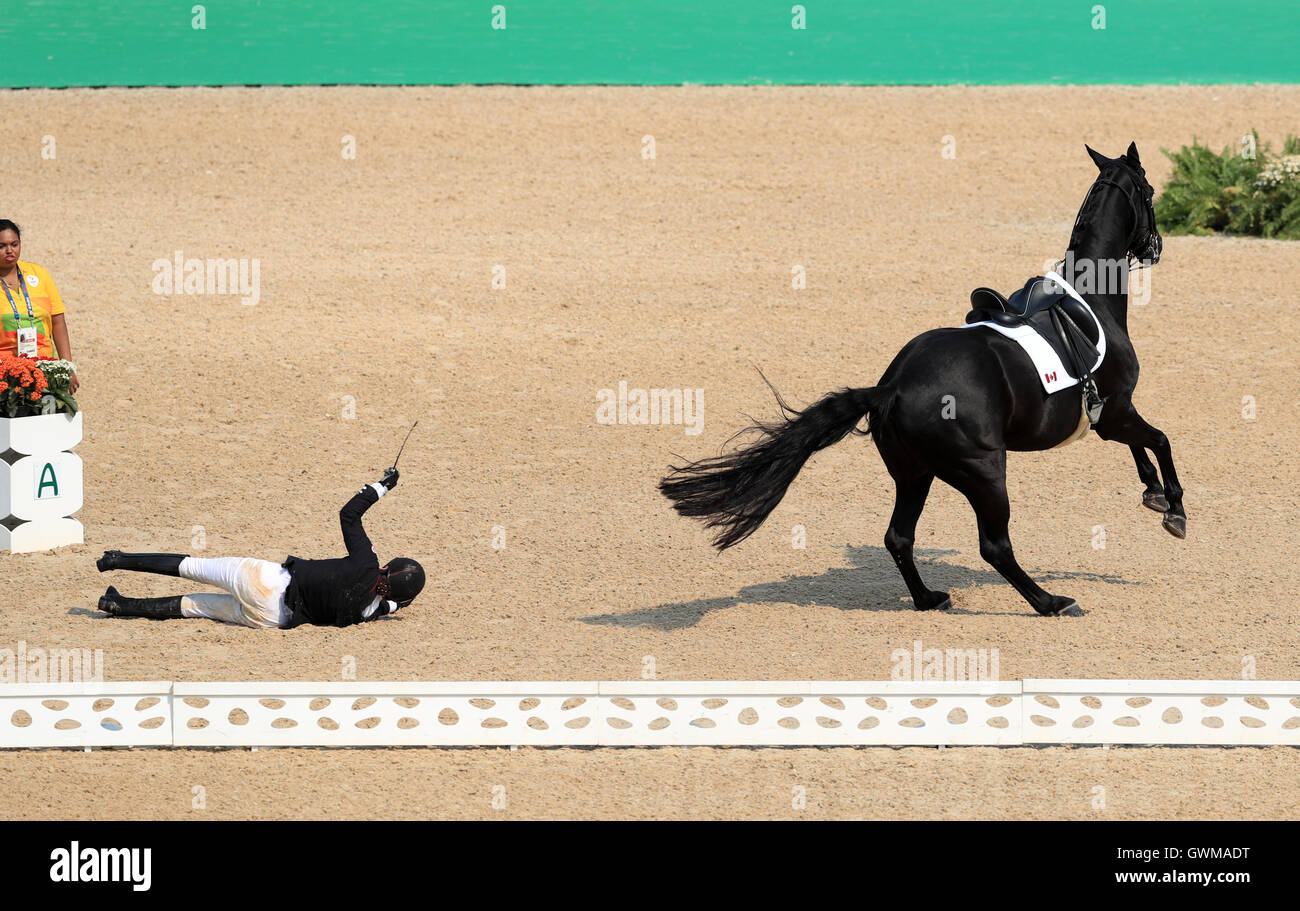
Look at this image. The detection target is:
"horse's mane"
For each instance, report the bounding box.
[1066,176,1110,251]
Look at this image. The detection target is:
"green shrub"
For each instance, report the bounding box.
[1155,132,1300,240]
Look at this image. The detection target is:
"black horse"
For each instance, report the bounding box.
[660,143,1182,617]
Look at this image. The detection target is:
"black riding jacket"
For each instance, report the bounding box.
[282,485,390,628]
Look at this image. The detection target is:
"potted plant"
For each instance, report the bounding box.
[0,356,78,417]
[0,356,83,552]
[0,356,82,455]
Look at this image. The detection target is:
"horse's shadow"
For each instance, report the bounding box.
[584,544,1138,631]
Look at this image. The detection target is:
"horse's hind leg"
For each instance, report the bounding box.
[943,451,1082,617]
[1131,445,1167,512]
[884,474,950,611]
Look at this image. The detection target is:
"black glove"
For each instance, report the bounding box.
[380,467,399,490]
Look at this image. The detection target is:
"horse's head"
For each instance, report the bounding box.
[1084,142,1162,267]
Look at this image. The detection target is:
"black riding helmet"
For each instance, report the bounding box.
[383,558,425,607]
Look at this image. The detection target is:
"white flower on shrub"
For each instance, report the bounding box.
[1254,154,1300,192]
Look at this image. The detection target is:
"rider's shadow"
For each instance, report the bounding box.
[584,544,1138,630]
[66,607,107,618]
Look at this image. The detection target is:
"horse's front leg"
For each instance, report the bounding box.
[1130,445,1168,512]
[1097,409,1186,538]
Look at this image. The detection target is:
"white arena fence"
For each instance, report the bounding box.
[1,680,1298,749]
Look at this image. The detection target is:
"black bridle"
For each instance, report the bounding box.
[1071,161,1161,269]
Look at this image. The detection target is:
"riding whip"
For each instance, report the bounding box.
[391,421,419,469]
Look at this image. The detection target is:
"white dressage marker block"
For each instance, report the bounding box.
[3,453,84,522]
[0,682,173,749]
[0,411,83,454]
[594,681,1022,746]
[0,411,84,553]
[0,517,83,553]
[172,681,602,747]
[1023,679,1300,745]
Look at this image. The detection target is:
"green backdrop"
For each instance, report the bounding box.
[3,1,1297,87]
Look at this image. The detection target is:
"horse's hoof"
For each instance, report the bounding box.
[915,592,952,611]
[1038,598,1082,617]
[1162,513,1186,539]
[1142,491,1168,513]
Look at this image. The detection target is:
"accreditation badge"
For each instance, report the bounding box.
[16,325,38,358]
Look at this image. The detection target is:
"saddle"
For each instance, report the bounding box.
[965,274,1106,422]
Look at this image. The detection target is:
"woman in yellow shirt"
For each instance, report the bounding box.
[0,219,79,393]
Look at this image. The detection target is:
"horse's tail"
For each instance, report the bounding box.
[659,381,897,550]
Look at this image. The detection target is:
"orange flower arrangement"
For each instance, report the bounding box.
[0,354,52,417]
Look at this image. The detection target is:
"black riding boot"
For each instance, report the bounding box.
[96,551,186,576]
[98,586,185,620]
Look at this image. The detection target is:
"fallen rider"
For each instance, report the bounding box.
[95,470,424,628]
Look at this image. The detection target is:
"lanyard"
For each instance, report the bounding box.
[1,266,37,329]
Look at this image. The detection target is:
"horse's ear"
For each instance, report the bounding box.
[1126,141,1141,166]
[1085,145,1109,170]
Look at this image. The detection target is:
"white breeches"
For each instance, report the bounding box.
[178,557,292,629]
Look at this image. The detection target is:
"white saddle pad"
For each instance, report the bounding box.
[959,271,1105,395]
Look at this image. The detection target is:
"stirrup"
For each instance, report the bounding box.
[1084,379,1105,424]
